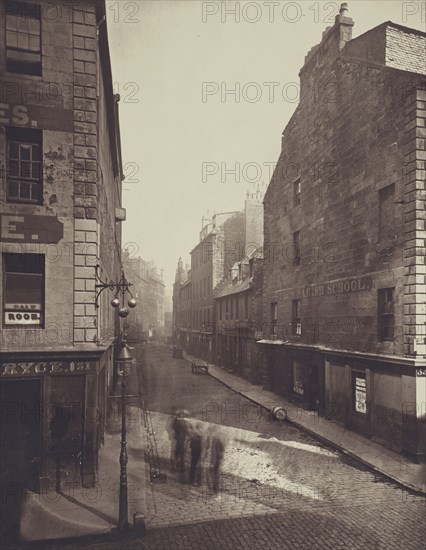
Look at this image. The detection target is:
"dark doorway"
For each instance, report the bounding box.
[305,366,319,410]
[1,378,42,544]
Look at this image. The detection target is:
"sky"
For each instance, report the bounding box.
[106,0,425,292]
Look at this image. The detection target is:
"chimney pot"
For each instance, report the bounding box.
[339,3,348,16]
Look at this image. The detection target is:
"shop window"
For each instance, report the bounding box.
[378,184,395,241]
[292,299,301,336]
[352,371,367,414]
[378,288,395,341]
[5,1,42,76]
[293,361,304,396]
[7,126,42,204]
[244,293,249,319]
[293,178,301,206]
[270,302,277,336]
[293,231,301,266]
[3,253,44,326]
[235,296,239,320]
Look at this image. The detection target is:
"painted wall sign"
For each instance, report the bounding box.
[0,214,63,244]
[416,368,426,377]
[277,276,373,301]
[0,102,73,132]
[1,361,95,376]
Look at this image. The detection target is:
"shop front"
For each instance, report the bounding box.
[258,342,325,413]
[0,348,111,504]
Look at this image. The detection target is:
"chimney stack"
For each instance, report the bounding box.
[339,2,349,17]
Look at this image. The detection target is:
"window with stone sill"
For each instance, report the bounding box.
[3,253,45,327]
[292,299,301,336]
[5,1,42,76]
[293,178,301,207]
[293,230,301,266]
[378,287,395,341]
[270,302,277,336]
[378,183,395,241]
[6,126,43,204]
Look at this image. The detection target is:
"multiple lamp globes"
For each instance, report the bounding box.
[111,297,137,317]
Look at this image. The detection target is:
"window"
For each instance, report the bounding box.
[378,288,395,341]
[293,231,301,266]
[219,300,222,321]
[292,299,301,336]
[293,178,301,206]
[270,302,277,335]
[378,184,395,241]
[244,293,249,319]
[3,253,44,326]
[5,1,42,76]
[230,297,234,320]
[352,371,367,414]
[235,296,239,320]
[7,127,42,203]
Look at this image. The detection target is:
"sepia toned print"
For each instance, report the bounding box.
[0,1,425,549]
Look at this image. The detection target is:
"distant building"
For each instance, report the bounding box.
[123,254,165,341]
[259,5,426,460]
[213,191,264,382]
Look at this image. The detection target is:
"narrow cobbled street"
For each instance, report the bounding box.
[44,342,425,550]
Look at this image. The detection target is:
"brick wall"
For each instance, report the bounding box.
[386,26,426,75]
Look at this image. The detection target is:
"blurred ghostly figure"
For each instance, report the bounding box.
[189,421,204,486]
[170,408,190,473]
[208,425,225,493]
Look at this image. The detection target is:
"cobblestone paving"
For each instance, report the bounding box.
[27,344,426,549]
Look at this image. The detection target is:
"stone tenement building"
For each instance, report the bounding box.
[0,0,124,514]
[259,5,426,460]
[174,195,264,364]
[173,210,246,361]
[123,253,165,341]
[214,191,264,383]
[214,249,263,384]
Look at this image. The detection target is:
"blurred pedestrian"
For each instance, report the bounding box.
[170,409,190,473]
[189,421,204,486]
[208,426,225,493]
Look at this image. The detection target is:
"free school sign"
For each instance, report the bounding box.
[1,214,63,244]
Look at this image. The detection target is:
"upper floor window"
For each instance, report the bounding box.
[292,299,301,336]
[3,253,45,327]
[6,127,43,204]
[270,302,277,335]
[378,184,395,241]
[378,287,395,341]
[5,1,42,76]
[293,178,301,206]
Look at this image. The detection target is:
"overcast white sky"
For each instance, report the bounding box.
[106,0,425,292]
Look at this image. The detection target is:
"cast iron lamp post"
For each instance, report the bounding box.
[116,342,134,531]
[94,265,137,532]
